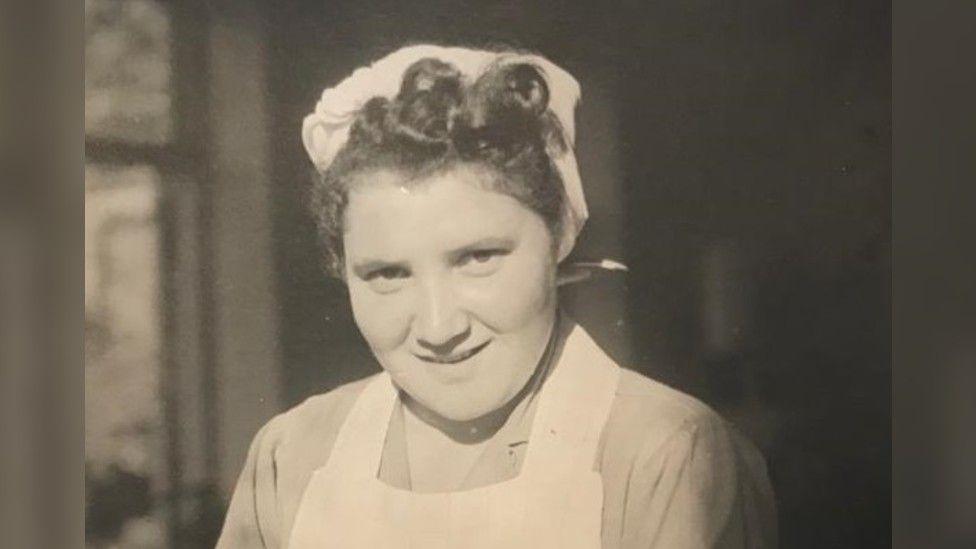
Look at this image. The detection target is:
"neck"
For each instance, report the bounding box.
[401,390,517,445]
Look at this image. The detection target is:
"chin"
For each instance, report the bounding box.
[407,381,510,422]
[381,345,542,423]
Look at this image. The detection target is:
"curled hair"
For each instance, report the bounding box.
[310,55,568,278]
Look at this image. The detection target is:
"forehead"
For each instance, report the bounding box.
[343,167,542,258]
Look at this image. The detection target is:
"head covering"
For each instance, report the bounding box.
[301,45,588,261]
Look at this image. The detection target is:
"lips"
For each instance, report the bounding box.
[414,339,491,364]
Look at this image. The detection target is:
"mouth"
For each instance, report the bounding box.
[414,340,492,364]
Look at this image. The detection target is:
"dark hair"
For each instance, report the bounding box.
[310,54,570,278]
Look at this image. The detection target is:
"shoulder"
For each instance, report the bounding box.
[251,373,380,464]
[603,369,778,547]
[611,367,727,442]
[562,322,726,455]
[601,367,741,474]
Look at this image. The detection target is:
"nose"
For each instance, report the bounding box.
[414,278,470,353]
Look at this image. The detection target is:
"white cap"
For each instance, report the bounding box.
[302,45,588,261]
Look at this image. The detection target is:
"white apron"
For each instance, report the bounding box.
[287,325,620,549]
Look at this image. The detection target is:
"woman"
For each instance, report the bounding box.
[217,45,776,548]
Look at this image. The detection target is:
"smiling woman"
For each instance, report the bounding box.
[217,45,777,549]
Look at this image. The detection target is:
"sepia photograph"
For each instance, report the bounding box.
[84,1,890,547]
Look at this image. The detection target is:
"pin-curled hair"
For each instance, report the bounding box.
[310,54,569,278]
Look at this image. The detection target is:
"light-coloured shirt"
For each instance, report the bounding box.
[217,326,777,548]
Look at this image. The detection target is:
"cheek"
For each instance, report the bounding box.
[347,282,413,351]
[462,252,556,330]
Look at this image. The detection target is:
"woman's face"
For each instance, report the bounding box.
[342,164,559,422]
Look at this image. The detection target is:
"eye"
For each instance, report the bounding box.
[363,266,410,293]
[456,248,509,277]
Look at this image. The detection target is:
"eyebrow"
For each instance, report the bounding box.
[350,259,407,279]
[448,237,516,260]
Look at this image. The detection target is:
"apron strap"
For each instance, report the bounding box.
[520,324,620,478]
[321,372,399,481]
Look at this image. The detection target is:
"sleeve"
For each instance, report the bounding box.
[619,415,778,549]
[216,419,283,549]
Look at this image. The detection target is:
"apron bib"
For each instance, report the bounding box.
[288,325,620,549]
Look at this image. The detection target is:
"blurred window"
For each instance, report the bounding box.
[85,165,164,547]
[85,0,171,546]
